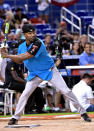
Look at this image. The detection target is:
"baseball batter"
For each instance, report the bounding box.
[1,24,91,125]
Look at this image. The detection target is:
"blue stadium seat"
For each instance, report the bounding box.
[36,29,42,34]
[81,16,93,22]
[11,7,15,12]
[0,18,4,29]
[81,16,93,34]
[11,6,26,13]
[43,29,52,34]
[51,29,57,36]
[76,10,88,17]
[27,12,37,19]
[37,34,44,40]
[35,24,51,30]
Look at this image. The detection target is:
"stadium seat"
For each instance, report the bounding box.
[0,87,17,115]
[0,18,4,29]
[43,29,52,34]
[76,10,88,17]
[36,29,42,34]
[30,18,44,24]
[35,24,51,30]
[37,34,44,40]
[4,89,17,115]
[51,29,57,37]
[27,12,37,19]
[81,16,93,33]
[0,88,5,115]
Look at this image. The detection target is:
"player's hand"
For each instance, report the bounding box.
[1,47,8,53]
[1,47,9,58]
[55,59,61,67]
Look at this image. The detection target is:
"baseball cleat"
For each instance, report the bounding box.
[81,113,91,122]
[8,118,18,125]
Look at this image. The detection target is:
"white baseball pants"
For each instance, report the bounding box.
[13,67,86,120]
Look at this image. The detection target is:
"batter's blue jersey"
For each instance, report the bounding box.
[18,38,55,81]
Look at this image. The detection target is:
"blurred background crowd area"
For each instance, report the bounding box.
[0,0,94,45]
[0,0,94,115]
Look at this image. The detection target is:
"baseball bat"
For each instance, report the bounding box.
[4,21,9,47]
[1,21,9,58]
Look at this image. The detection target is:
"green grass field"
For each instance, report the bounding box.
[0,112,93,118]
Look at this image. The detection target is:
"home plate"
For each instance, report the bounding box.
[5,124,40,128]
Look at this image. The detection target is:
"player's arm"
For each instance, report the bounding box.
[89,98,94,105]
[8,63,26,83]
[55,59,61,67]
[11,70,26,83]
[0,74,5,83]
[1,39,41,64]
[1,51,34,64]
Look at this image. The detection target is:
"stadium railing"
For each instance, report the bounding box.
[88,24,94,42]
[60,7,81,36]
